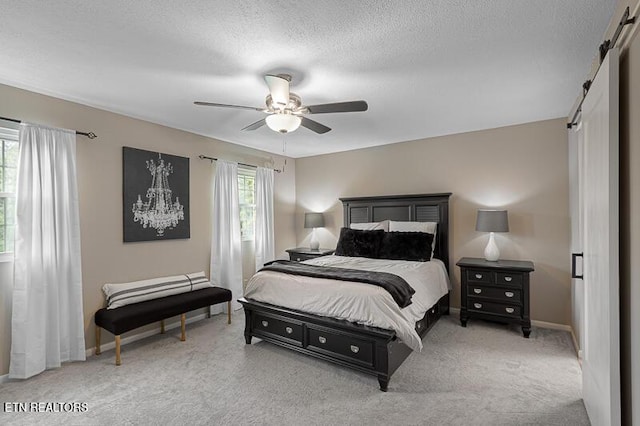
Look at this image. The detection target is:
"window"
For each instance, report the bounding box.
[0,126,19,257]
[238,168,256,241]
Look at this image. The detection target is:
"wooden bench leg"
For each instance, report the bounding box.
[95,326,101,355]
[115,335,121,366]
[160,320,165,334]
[207,306,212,319]
[227,301,231,324]
[180,314,186,341]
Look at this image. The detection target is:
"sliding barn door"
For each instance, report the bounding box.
[581,48,620,426]
[569,118,584,359]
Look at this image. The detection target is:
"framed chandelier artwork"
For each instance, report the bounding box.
[123,147,190,242]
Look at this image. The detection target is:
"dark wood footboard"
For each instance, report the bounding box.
[239,292,449,391]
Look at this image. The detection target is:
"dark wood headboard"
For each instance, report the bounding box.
[339,193,452,273]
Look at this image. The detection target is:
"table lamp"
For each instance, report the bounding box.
[304,212,324,250]
[476,209,509,261]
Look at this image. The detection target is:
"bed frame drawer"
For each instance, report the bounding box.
[307,326,374,367]
[252,313,304,346]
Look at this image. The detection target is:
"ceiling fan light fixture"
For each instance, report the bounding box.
[266,113,301,134]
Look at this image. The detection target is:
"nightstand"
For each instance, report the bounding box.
[286,247,335,262]
[457,257,535,338]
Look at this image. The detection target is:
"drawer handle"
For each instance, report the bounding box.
[504,276,513,282]
[318,336,326,344]
[473,288,482,294]
[474,303,482,309]
[505,291,514,298]
[261,320,269,327]
[505,307,515,314]
[350,345,360,354]
[475,274,483,279]
[431,308,436,314]
[285,326,293,334]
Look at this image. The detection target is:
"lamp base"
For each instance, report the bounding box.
[310,229,320,250]
[484,232,500,262]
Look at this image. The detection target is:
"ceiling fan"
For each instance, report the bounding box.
[194,74,368,134]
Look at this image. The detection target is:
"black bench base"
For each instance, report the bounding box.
[95,287,232,365]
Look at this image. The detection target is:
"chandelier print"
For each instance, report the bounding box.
[132,153,184,236]
[123,147,190,242]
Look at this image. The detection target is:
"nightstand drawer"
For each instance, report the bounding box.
[496,272,523,287]
[467,285,521,303]
[286,248,335,262]
[307,327,374,367]
[291,253,317,262]
[468,298,521,318]
[466,269,495,284]
[252,313,303,347]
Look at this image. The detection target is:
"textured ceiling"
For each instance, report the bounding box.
[0,0,616,158]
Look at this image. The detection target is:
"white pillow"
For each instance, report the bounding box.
[388,221,438,259]
[350,220,389,231]
[103,271,213,309]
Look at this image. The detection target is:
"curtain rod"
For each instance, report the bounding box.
[0,115,97,139]
[198,155,283,173]
[567,6,636,129]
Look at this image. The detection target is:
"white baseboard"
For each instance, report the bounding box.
[569,328,583,363]
[0,373,8,384]
[530,319,572,332]
[86,312,212,358]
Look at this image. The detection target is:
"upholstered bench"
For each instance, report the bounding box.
[95,286,232,365]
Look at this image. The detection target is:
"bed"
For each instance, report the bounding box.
[239,193,452,391]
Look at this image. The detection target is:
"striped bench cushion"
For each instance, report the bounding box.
[103,271,213,309]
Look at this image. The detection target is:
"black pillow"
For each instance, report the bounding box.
[379,231,434,262]
[335,228,385,258]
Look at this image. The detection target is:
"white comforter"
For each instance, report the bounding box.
[244,255,451,351]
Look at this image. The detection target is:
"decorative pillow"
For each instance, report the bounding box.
[335,228,385,258]
[350,220,389,231]
[103,271,213,309]
[379,231,434,262]
[388,221,438,259]
[388,221,437,234]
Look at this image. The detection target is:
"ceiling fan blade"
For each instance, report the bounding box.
[306,101,368,114]
[301,117,331,134]
[194,101,263,112]
[264,75,290,108]
[241,118,267,131]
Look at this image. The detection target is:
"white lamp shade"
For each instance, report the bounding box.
[266,113,301,133]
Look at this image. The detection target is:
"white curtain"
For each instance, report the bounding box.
[10,124,85,379]
[210,160,243,312]
[255,167,275,271]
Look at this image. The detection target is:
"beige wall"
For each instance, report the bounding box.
[294,118,571,326]
[0,83,297,376]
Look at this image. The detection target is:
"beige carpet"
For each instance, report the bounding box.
[0,313,589,425]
